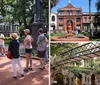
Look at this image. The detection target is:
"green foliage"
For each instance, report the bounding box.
[50,43,78,66]
[90,36,100,41]
[5,39,10,45]
[95,68,100,74]
[82,32,90,36]
[95,0,100,26]
[62,66,93,77]
[96,0,100,11]
[0,0,49,29]
[75,62,82,67]
[51,0,59,8]
[19,25,24,36]
[4,37,11,45]
[50,31,66,37]
[72,31,76,35]
[94,12,100,26]
[19,36,25,42]
[42,1,49,26]
[50,43,78,57]
[5,37,11,40]
[4,36,25,45]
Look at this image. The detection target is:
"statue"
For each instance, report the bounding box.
[67,20,72,37]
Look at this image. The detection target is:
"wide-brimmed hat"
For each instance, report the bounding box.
[10,33,19,39]
[23,29,30,33]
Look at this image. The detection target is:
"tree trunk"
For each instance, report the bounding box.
[18,20,22,26]
[23,17,27,28]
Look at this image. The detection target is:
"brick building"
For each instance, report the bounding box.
[57,2,95,32]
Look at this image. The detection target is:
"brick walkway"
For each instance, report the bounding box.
[0,56,49,85]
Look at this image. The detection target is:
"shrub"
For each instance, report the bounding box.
[50,31,66,37]
[82,32,89,36]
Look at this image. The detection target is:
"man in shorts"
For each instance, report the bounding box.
[37,28,46,70]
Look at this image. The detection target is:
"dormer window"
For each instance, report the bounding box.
[76,10,81,15]
[58,11,64,15]
[67,10,72,15]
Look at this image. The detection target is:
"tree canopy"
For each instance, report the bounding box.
[51,0,59,8]
[94,0,100,26]
[0,0,49,29]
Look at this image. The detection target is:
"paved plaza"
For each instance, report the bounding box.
[0,56,49,85]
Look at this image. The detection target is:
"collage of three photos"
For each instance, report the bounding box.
[0,0,100,85]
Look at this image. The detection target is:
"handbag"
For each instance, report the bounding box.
[6,51,13,59]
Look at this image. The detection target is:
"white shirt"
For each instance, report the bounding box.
[0,34,5,45]
[24,35,32,49]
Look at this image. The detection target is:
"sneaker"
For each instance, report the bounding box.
[21,74,24,77]
[38,67,44,70]
[38,67,45,70]
[23,68,28,72]
[43,67,45,69]
[2,54,5,56]
[13,76,17,79]
[28,68,33,71]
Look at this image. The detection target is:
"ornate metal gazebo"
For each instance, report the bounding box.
[53,42,100,67]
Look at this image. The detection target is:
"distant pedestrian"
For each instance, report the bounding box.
[8,33,24,79]
[23,29,33,72]
[37,28,46,70]
[90,21,94,36]
[77,27,81,34]
[45,34,49,63]
[0,33,5,56]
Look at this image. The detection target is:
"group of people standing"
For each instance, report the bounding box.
[0,28,49,79]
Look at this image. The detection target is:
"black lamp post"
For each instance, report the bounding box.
[31,0,43,51]
[35,0,43,22]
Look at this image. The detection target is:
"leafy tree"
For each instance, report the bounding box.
[94,0,100,26]
[0,0,49,29]
[50,43,78,57]
[50,43,78,66]
[51,0,59,8]
[96,0,100,11]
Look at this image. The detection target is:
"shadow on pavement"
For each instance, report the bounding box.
[0,61,11,68]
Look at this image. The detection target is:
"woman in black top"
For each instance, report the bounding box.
[8,33,24,79]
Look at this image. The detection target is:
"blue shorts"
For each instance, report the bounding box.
[0,45,4,48]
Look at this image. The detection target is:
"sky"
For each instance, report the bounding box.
[51,0,97,12]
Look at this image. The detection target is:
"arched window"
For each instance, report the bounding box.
[52,16,55,21]
[84,17,87,22]
[76,18,81,22]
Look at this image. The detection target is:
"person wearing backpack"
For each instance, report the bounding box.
[44,33,49,63]
[37,28,46,70]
